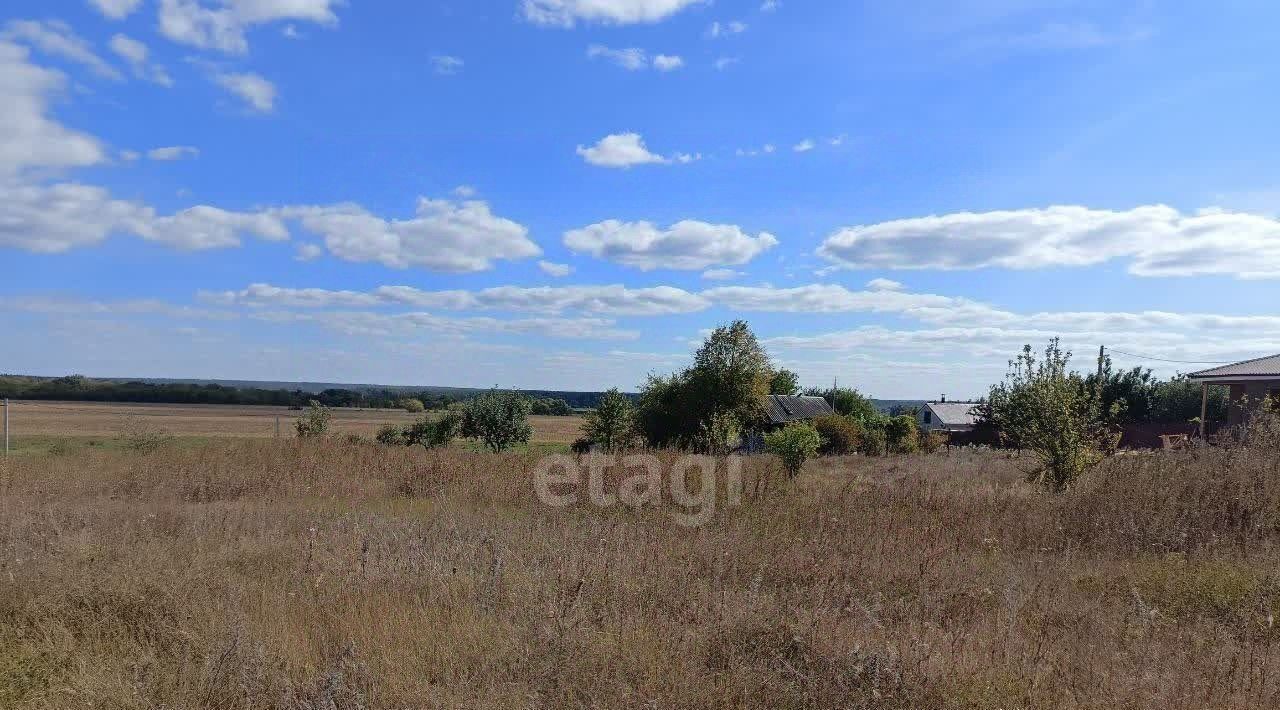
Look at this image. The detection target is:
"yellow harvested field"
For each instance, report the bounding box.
[5,400,584,443]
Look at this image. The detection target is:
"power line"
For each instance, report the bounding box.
[1105,348,1232,366]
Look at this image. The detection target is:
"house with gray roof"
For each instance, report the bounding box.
[918,400,980,434]
[1188,353,1280,436]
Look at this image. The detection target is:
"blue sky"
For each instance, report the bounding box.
[2,0,1279,398]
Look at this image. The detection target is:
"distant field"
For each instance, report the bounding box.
[3,400,584,448]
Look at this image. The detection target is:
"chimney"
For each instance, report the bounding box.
[941,394,946,403]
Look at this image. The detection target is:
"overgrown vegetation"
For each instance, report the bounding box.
[4,422,1280,707]
[764,422,822,477]
[985,340,1117,490]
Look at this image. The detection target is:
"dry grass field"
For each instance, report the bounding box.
[3,401,584,451]
[3,431,1280,708]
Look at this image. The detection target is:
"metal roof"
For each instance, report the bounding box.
[1188,354,1280,380]
[924,402,981,427]
[763,395,835,424]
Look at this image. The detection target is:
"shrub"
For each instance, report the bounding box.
[765,423,823,477]
[375,424,405,446]
[464,390,533,453]
[811,415,860,455]
[886,415,919,454]
[294,400,331,439]
[919,430,948,454]
[581,388,635,453]
[397,398,426,414]
[859,426,888,457]
[402,412,461,450]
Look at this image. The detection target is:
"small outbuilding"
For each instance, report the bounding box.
[762,395,836,427]
[918,401,980,434]
[1188,354,1280,438]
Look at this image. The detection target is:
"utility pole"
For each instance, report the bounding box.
[275,417,281,439]
[3,399,9,456]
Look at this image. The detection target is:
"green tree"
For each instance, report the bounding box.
[464,389,533,453]
[634,321,778,452]
[988,339,1115,491]
[581,388,635,453]
[687,320,773,430]
[294,400,331,438]
[770,369,800,396]
[804,386,879,422]
[765,423,823,478]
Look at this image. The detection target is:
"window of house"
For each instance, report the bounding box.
[923,410,932,424]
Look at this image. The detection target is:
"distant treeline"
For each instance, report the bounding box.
[0,375,594,414]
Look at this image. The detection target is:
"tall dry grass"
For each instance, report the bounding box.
[2,436,1280,708]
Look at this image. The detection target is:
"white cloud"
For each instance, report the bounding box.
[707,20,747,38]
[587,45,648,71]
[817,205,1280,279]
[207,282,709,317]
[793,139,815,153]
[866,278,904,291]
[0,182,287,252]
[0,41,106,177]
[431,55,463,75]
[89,0,144,20]
[119,149,141,162]
[523,0,705,28]
[702,284,996,322]
[214,72,276,113]
[294,243,323,261]
[108,34,174,86]
[760,0,779,12]
[452,185,477,198]
[586,45,684,72]
[276,196,540,273]
[577,133,670,168]
[713,56,739,70]
[564,219,779,271]
[653,54,684,71]
[2,20,122,81]
[158,0,342,54]
[702,268,744,281]
[260,310,639,341]
[147,145,200,161]
[539,260,573,277]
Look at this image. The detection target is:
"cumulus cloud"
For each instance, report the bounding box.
[707,20,747,38]
[577,133,671,168]
[0,40,106,177]
[2,20,122,80]
[275,196,540,273]
[539,260,573,277]
[294,243,323,261]
[564,219,779,271]
[817,205,1280,279]
[88,0,144,20]
[523,0,705,27]
[587,45,648,71]
[214,72,277,113]
[0,182,287,252]
[147,145,200,161]
[158,0,342,54]
[108,34,173,86]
